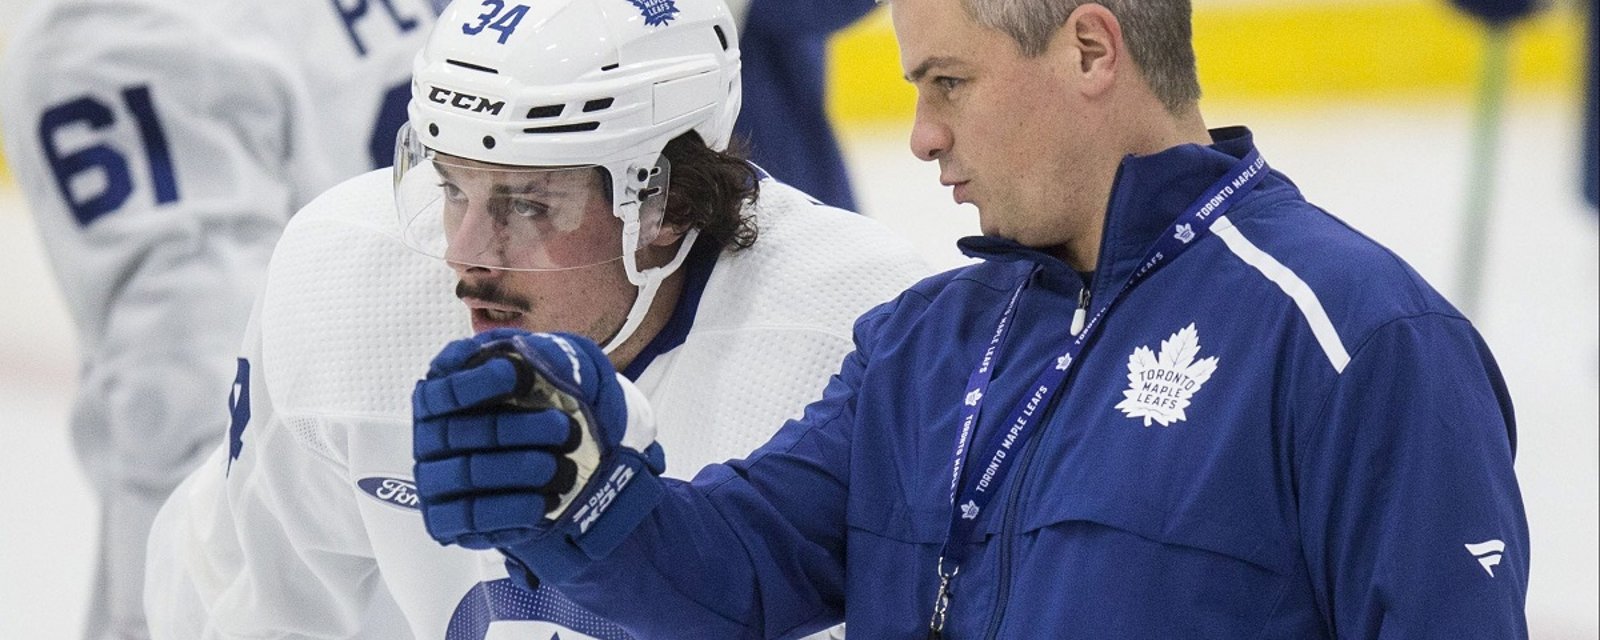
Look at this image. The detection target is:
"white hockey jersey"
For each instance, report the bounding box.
[1,2,435,636]
[144,168,931,639]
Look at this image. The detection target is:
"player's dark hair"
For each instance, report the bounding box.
[660,131,760,250]
[963,0,1201,114]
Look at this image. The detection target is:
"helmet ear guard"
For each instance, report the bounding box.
[398,0,741,353]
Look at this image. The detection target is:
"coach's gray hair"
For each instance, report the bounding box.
[960,0,1201,113]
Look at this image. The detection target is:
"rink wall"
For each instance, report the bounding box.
[0,0,1589,182]
[826,0,1587,125]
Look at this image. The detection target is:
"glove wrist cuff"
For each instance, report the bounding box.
[505,447,664,584]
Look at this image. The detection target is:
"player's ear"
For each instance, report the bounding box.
[647,223,689,247]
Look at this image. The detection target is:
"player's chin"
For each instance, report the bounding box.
[470,308,530,334]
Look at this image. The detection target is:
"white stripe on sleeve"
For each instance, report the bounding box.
[1213,215,1351,373]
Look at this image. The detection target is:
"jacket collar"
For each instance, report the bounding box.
[959,127,1280,297]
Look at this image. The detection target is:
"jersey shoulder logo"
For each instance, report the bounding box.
[356,477,422,512]
[1114,322,1219,427]
[226,358,251,476]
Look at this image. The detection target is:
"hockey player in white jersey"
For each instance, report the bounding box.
[143,0,929,637]
[0,1,437,638]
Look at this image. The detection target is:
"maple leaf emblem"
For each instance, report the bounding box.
[1174,223,1196,244]
[960,500,981,520]
[964,388,983,407]
[627,0,680,26]
[1055,354,1073,371]
[1113,323,1219,427]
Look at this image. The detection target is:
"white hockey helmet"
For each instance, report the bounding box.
[395,0,742,351]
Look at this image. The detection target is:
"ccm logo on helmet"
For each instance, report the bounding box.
[427,86,506,116]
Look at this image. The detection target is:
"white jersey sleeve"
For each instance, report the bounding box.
[145,169,471,639]
[147,171,932,639]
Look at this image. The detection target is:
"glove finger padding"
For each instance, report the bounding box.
[414,439,579,496]
[424,327,528,378]
[411,330,663,581]
[412,405,581,456]
[414,383,582,547]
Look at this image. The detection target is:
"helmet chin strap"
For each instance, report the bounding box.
[599,227,700,355]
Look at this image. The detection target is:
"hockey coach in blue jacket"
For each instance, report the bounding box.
[408,0,1532,637]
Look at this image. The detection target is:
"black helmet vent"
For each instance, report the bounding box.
[523,122,601,134]
[446,59,499,74]
[526,104,565,119]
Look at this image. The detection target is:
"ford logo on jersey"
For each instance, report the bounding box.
[357,477,422,512]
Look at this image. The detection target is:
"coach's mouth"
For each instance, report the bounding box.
[940,175,970,205]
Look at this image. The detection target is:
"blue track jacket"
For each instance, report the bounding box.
[547,128,1530,639]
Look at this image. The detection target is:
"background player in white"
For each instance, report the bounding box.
[0,1,438,637]
[143,0,928,637]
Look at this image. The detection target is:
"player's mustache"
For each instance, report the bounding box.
[455,280,532,313]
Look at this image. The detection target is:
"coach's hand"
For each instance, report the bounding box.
[412,328,665,586]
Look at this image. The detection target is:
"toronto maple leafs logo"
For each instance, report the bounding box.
[1113,323,1219,427]
[1174,223,1196,244]
[960,500,981,520]
[1055,354,1073,371]
[626,0,679,26]
[964,388,984,406]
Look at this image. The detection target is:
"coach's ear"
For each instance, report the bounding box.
[1060,3,1125,101]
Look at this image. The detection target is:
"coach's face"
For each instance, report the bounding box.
[893,0,1119,266]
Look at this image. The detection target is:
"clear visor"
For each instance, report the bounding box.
[394,124,671,271]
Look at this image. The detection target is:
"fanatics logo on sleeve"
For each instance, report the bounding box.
[1114,323,1219,427]
[1464,539,1506,576]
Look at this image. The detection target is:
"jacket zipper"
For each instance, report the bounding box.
[980,414,1037,639]
[980,281,1091,639]
[1069,287,1090,336]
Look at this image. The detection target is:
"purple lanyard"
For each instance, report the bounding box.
[927,149,1269,637]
